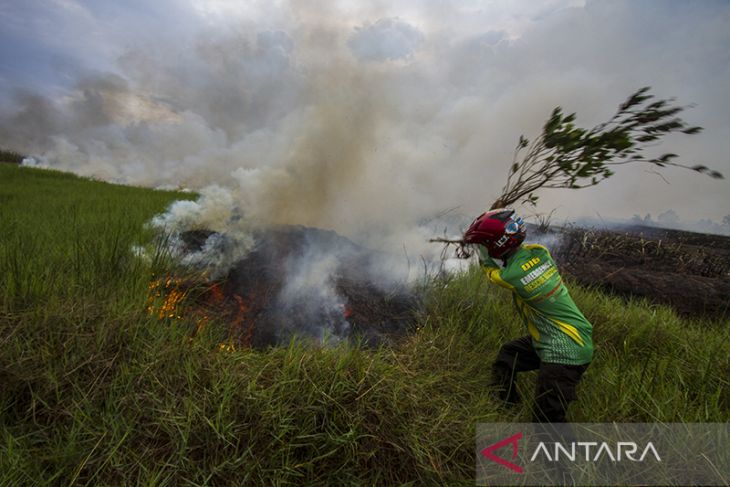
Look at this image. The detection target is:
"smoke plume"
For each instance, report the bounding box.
[2,0,729,258]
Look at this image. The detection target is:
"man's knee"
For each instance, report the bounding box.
[494,336,539,372]
[491,337,542,405]
[494,345,514,369]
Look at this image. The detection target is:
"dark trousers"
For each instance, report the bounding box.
[492,336,588,422]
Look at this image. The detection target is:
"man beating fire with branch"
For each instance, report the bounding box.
[462,208,593,422]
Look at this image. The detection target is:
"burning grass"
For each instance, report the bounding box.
[146,275,257,349]
[1,165,728,485]
[145,226,420,349]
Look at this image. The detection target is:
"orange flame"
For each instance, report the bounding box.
[146,275,256,350]
[146,276,187,320]
[232,294,255,347]
[209,282,225,304]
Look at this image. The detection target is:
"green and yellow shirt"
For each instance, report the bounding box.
[477,243,593,365]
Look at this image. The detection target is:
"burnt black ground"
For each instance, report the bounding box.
[546,224,730,318]
[182,225,419,347]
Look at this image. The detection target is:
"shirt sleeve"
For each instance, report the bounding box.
[476,245,515,291]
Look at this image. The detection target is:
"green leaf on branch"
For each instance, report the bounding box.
[490,87,723,210]
[693,165,725,179]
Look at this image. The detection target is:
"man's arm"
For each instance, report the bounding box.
[475,245,515,291]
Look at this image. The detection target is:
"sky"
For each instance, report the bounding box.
[1,0,729,248]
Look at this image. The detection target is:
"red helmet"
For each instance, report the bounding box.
[463,208,526,259]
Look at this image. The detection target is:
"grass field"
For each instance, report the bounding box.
[1,164,728,485]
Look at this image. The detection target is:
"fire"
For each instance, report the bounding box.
[146,275,188,320]
[231,294,254,346]
[208,282,225,304]
[146,274,256,350]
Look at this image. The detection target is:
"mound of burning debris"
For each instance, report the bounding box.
[549,226,730,317]
[148,225,419,348]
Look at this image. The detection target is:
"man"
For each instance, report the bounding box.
[463,208,593,422]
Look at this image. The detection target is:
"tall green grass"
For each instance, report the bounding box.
[0,165,191,310]
[1,165,728,485]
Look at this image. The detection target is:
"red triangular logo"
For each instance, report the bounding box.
[481,432,524,473]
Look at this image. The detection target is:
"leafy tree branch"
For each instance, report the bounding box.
[490,87,723,209]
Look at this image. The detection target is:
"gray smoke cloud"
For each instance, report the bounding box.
[1,0,729,258]
[147,185,255,278]
[348,18,424,62]
[276,243,351,344]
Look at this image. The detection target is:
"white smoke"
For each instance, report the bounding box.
[528,231,565,255]
[348,18,424,62]
[148,185,255,278]
[21,156,41,167]
[277,245,351,344]
[2,0,728,261]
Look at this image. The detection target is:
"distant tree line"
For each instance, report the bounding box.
[629,210,730,235]
[0,148,25,165]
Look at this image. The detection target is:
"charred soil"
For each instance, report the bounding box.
[171,225,419,348]
[549,225,730,318]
